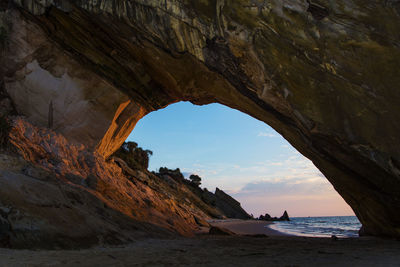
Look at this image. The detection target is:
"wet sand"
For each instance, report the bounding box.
[0,220,399,266]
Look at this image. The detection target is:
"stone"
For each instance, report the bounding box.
[0,0,399,238]
[259,214,274,221]
[359,226,367,237]
[279,211,290,221]
[259,211,289,221]
[209,226,236,236]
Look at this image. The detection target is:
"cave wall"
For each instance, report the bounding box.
[1,0,400,237]
[0,9,134,150]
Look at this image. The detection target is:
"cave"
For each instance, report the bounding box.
[0,0,399,245]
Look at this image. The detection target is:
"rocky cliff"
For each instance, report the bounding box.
[0,0,399,238]
[0,117,249,248]
[0,118,227,248]
[214,188,251,220]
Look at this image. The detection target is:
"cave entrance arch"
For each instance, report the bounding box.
[93,68,399,238]
[10,0,400,238]
[126,101,355,218]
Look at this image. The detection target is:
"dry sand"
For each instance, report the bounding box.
[0,220,399,266]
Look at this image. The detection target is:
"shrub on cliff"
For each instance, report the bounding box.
[158,167,185,182]
[114,141,153,170]
[189,174,201,187]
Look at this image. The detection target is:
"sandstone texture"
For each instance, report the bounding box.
[0,118,230,248]
[0,0,399,238]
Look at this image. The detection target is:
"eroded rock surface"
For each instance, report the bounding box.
[1,0,399,237]
[0,117,227,248]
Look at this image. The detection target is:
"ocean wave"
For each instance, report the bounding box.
[271,216,361,238]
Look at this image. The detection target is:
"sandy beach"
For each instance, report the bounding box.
[0,235,399,266]
[0,220,399,266]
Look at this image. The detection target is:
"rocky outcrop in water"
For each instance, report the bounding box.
[259,211,290,221]
[0,0,399,238]
[280,211,290,221]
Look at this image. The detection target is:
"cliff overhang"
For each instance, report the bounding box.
[0,0,399,239]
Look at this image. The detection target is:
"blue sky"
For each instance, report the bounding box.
[128,102,354,217]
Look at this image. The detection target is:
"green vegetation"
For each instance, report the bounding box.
[155,167,223,218]
[113,144,223,218]
[157,167,203,188]
[113,141,153,170]
[158,167,185,181]
[189,174,202,187]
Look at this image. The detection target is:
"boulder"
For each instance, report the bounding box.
[259,211,290,221]
[264,214,272,220]
[279,211,290,221]
[209,226,236,236]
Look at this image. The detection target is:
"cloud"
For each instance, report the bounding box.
[268,162,284,166]
[235,193,354,217]
[237,175,333,196]
[257,132,279,138]
[195,154,328,195]
[228,170,352,217]
[178,149,353,217]
[217,155,334,200]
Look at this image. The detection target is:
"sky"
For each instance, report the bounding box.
[128,102,355,217]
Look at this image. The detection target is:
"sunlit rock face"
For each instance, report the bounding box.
[1,0,400,238]
[0,118,222,248]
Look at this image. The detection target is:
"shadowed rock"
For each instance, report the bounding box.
[209,226,236,236]
[194,216,210,228]
[280,211,290,221]
[259,211,290,221]
[214,188,251,220]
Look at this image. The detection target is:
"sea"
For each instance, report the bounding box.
[269,216,361,238]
